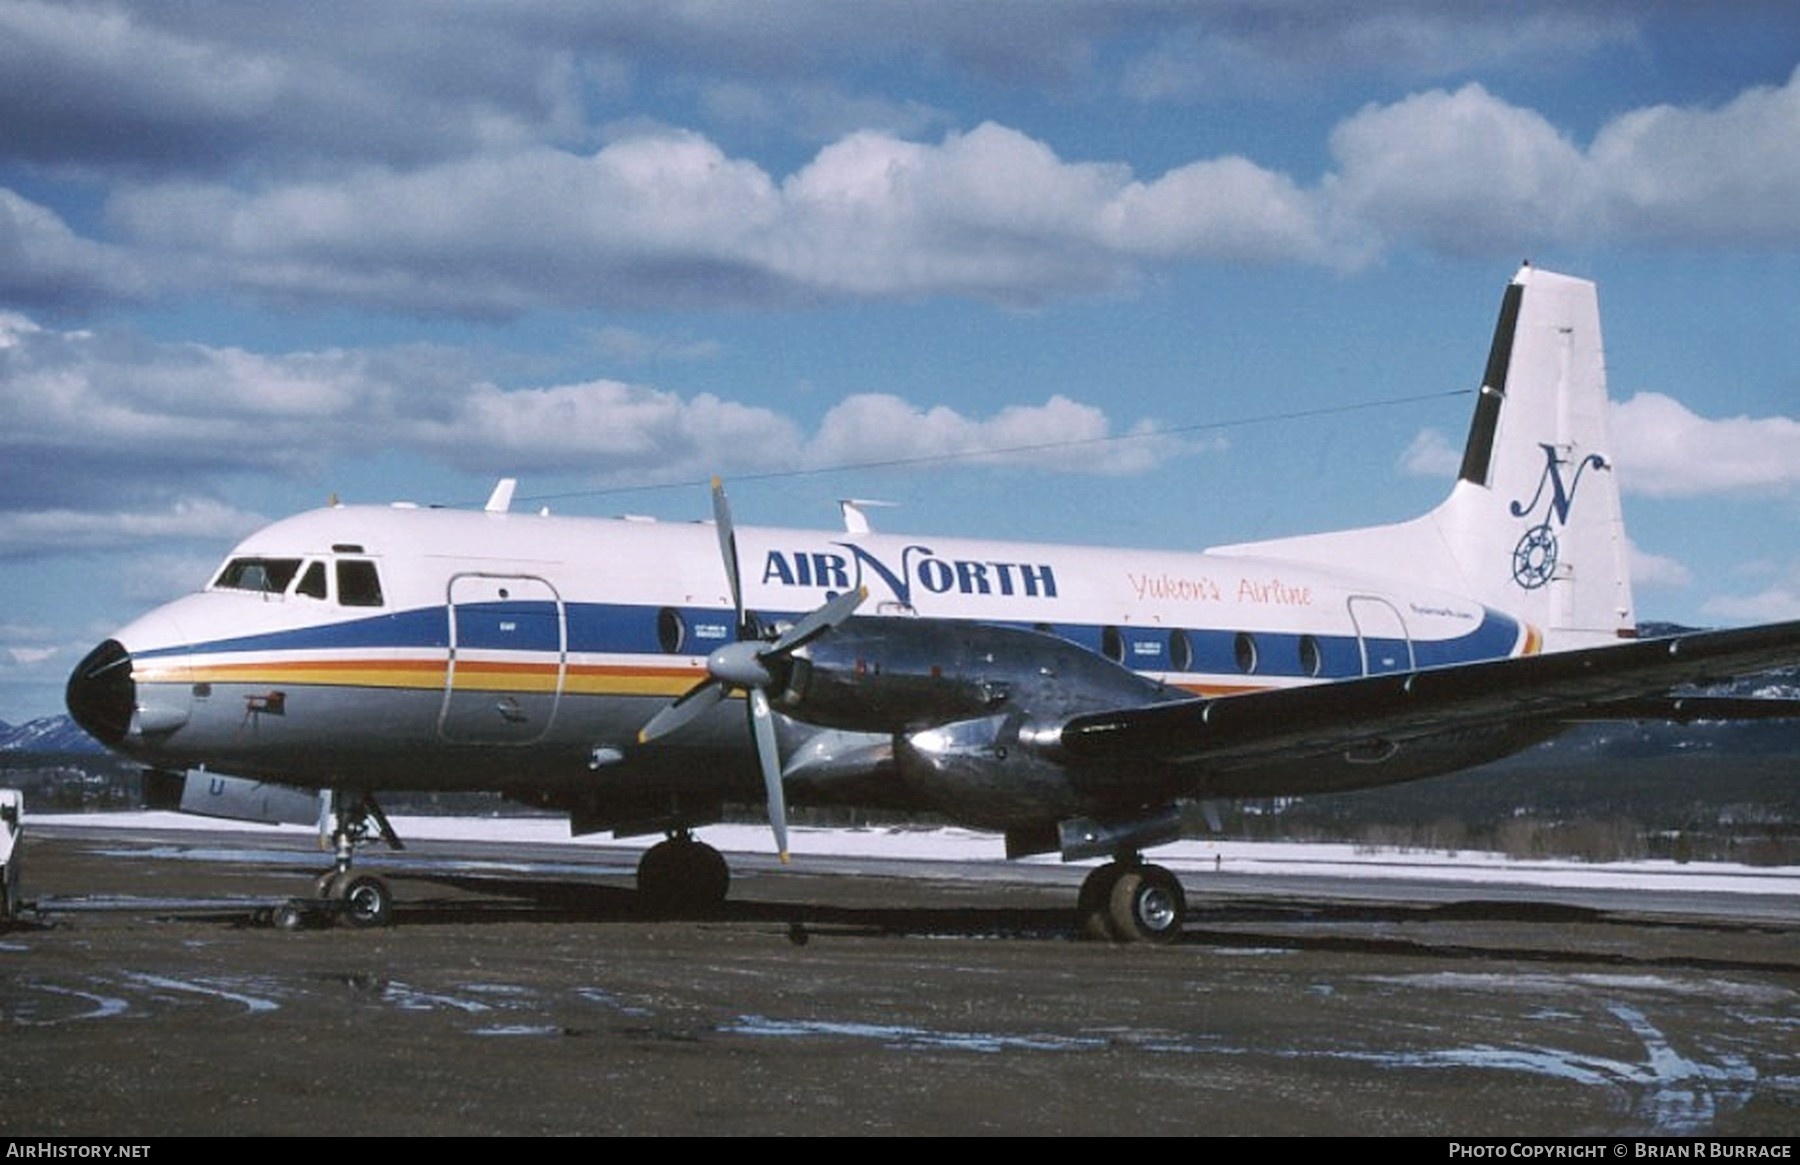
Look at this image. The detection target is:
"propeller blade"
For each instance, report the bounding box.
[748,687,789,862]
[636,678,727,744]
[768,584,868,655]
[638,476,855,862]
[711,477,744,626]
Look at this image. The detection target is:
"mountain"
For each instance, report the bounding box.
[0,716,105,755]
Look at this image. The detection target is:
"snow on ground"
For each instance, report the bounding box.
[22,810,1799,896]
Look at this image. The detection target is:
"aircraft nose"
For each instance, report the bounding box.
[66,639,136,747]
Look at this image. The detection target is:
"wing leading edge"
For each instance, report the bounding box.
[1057,621,1800,771]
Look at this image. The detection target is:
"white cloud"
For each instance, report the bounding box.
[805,393,1175,476]
[1404,394,1799,497]
[1397,427,1462,477]
[1701,585,1800,624]
[1325,83,1597,256]
[1610,393,1800,498]
[410,379,807,481]
[1699,559,1800,624]
[0,189,147,309]
[0,316,1182,558]
[1628,541,1693,590]
[0,498,265,560]
[1,63,1780,316]
[1325,69,1800,256]
[1591,68,1800,245]
[100,121,1334,315]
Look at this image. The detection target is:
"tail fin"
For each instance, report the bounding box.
[1212,265,1636,652]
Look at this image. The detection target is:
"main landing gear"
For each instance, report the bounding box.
[1077,856,1187,945]
[635,830,730,917]
[271,792,402,931]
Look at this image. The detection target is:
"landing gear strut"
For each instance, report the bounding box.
[1077,855,1186,945]
[636,831,730,917]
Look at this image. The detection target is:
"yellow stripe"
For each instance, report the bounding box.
[138,657,704,697]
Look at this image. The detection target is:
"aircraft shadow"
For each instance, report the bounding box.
[230,867,1799,975]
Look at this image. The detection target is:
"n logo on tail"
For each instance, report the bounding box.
[1508,443,1611,590]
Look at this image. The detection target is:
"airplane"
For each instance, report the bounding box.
[64,264,1800,942]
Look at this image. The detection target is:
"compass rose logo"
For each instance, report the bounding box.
[1508,444,1609,591]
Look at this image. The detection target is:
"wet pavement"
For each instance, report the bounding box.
[2,826,1797,1136]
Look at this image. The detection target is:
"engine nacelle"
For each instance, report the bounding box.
[775,617,1170,735]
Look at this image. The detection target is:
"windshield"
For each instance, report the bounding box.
[212,557,303,594]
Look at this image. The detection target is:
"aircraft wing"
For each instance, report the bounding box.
[1056,620,1800,769]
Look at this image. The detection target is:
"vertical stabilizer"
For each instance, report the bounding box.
[1212,266,1636,652]
[1434,266,1634,648]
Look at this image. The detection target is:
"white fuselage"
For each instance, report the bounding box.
[90,501,1528,806]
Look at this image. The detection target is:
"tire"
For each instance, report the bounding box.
[1077,861,1126,942]
[1107,865,1185,945]
[272,902,307,932]
[336,874,393,929]
[637,838,730,917]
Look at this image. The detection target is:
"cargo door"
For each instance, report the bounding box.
[1347,595,1414,676]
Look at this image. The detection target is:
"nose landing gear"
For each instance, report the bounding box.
[270,791,402,930]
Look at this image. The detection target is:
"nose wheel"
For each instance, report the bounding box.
[318,870,395,928]
[1077,857,1186,945]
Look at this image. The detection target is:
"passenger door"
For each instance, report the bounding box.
[439,573,566,744]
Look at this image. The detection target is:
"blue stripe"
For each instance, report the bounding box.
[138,601,1520,680]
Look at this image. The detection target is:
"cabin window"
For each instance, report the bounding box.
[1100,625,1124,664]
[213,557,302,594]
[657,607,686,654]
[1169,629,1193,672]
[1298,634,1323,678]
[1233,631,1259,674]
[295,561,328,600]
[337,560,384,607]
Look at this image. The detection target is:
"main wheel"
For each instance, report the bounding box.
[336,873,393,929]
[1106,864,1185,945]
[1077,861,1127,942]
[637,837,730,917]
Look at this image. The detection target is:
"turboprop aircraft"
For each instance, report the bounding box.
[65,265,1800,942]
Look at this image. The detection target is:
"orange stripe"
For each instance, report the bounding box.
[138,656,704,697]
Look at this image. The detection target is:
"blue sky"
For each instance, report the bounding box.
[1,1,1796,723]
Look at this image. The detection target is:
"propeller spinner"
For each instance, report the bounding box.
[637,478,866,860]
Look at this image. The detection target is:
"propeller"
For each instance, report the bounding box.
[638,478,866,861]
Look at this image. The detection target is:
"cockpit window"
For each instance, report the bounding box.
[295,561,328,600]
[213,557,303,594]
[337,560,384,607]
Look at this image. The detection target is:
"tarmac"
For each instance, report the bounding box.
[2,822,1797,1137]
